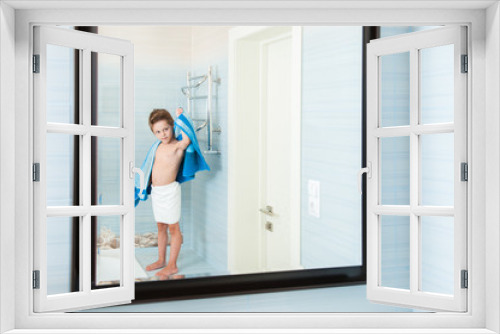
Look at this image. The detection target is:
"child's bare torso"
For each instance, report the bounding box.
[151,141,184,186]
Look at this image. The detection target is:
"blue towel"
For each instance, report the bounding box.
[134,113,210,207]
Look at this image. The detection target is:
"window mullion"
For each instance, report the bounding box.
[409,46,419,295]
[82,48,91,208]
[82,48,92,295]
[82,214,91,294]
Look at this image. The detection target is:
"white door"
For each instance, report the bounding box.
[259,35,294,271]
[33,26,136,312]
[366,26,467,311]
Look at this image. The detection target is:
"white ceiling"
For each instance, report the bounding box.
[3,0,497,10]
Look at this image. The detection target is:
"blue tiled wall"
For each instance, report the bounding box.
[188,27,230,273]
[300,26,363,268]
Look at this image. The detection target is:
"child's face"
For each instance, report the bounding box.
[152,120,174,143]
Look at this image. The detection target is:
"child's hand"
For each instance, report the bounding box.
[176,107,183,116]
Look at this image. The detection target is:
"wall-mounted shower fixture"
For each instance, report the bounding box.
[181,66,221,155]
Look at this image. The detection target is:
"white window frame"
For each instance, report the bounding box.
[1,2,498,333]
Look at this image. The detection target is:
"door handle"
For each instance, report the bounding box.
[357,162,372,195]
[259,205,277,217]
[130,162,145,194]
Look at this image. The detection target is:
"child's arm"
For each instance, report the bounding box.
[176,107,191,151]
[178,129,191,151]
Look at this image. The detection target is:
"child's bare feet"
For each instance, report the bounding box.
[155,273,185,281]
[155,265,178,277]
[146,260,166,271]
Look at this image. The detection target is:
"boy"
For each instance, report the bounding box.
[146,107,191,277]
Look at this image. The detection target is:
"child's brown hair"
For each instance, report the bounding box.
[148,108,174,131]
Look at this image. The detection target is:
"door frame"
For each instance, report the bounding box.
[228,26,302,274]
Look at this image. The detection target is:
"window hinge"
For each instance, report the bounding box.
[33,270,40,289]
[461,162,468,182]
[461,54,468,73]
[33,54,40,73]
[461,270,468,289]
[33,163,40,182]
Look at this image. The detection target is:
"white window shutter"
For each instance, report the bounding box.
[33,26,135,312]
[366,25,467,312]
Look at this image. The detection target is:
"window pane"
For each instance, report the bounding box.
[421,133,454,206]
[92,136,121,206]
[381,215,410,290]
[420,44,454,124]
[381,136,410,205]
[46,133,80,206]
[93,52,121,127]
[47,216,80,295]
[420,216,454,295]
[94,216,122,287]
[46,44,79,124]
[380,52,410,127]
[380,26,441,39]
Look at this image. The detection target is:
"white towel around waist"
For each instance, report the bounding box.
[151,182,181,224]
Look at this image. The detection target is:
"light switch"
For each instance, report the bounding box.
[308,180,320,218]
